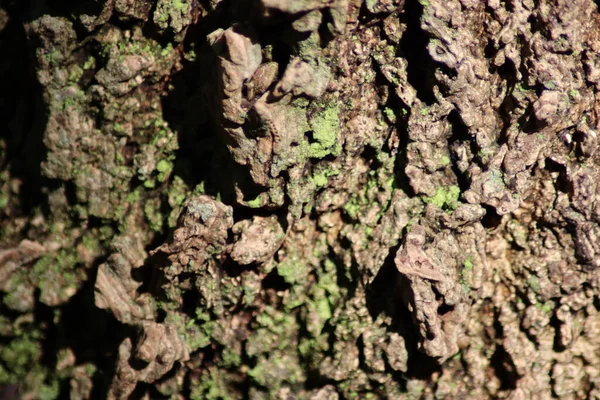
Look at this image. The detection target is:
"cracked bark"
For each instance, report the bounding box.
[2,0,600,398]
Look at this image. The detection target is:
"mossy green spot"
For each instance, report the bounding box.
[308,105,340,158]
[423,185,461,211]
[527,275,541,293]
[312,172,328,187]
[246,196,262,208]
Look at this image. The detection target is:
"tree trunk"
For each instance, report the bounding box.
[2,0,600,398]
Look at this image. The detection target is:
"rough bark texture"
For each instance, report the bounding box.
[2,0,600,398]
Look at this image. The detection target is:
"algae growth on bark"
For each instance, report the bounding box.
[2,0,600,398]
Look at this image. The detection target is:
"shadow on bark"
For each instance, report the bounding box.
[366,244,441,380]
[0,2,48,217]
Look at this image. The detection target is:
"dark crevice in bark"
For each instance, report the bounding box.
[398,0,436,105]
[137,249,170,301]
[0,5,48,216]
[404,343,442,380]
[161,2,249,197]
[34,291,59,371]
[261,268,290,292]
[494,59,519,146]
[161,49,219,190]
[480,205,503,229]
[331,252,357,299]
[543,157,571,193]
[447,110,473,193]
[316,9,336,48]
[392,121,415,198]
[366,244,401,320]
[492,307,504,339]
[391,274,442,379]
[89,323,134,399]
[518,103,541,134]
[490,345,519,390]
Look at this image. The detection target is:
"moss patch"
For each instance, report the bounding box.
[308,105,341,158]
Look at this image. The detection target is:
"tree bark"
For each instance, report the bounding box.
[2,0,600,398]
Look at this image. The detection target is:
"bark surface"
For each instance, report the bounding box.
[2,0,600,398]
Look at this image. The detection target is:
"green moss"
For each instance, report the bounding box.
[68,65,84,83]
[463,257,473,270]
[186,326,211,351]
[32,248,80,304]
[383,107,396,123]
[167,176,190,226]
[60,89,86,110]
[0,334,41,380]
[193,181,206,195]
[292,97,310,108]
[256,306,295,336]
[440,155,450,166]
[189,368,230,400]
[80,233,100,254]
[160,43,174,57]
[277,258,309,285]
[156,159,173,182]
[37,380,60,400]
[488,169,505,191]
[0,193,9,209]
[143,179,155,189]
[127,188,141,204]
[82,56,95,70]
[460,256,474,293]
[311,166,339,189]
[312,172,328,187]
[386,176,395,189]
[144,197,164,232]
[535,301,554,314]
[308,105,341,158]
[173,0,188,12]
[343,197,361,219]
[527,275,541,293]
[423,185,460,211]
[221,348,241,367]
[246,195,263,208]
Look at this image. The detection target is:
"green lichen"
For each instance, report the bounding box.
[460,256,474,293]
[68,65,84,83]
[167,176,190,227]
[189,368,231,400]
[156,159,173,182]
[221,348,242,367]
[308,105,341,158]
[343,197,361,219]
[277,257,309,285]
[82,56,95,70]
[0,333,42,382]
[37,380,60,400]
[32,249,81,306]
[60,88,86,110]
[535,301,555,314]
[423,185,461,211]
[246,195,263,208]
[312,172,328,187]
[144,197,164,232]
[527,275,541,293]
[153,0,191,36]
[311,166,339,188]
[0,193,8,209]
